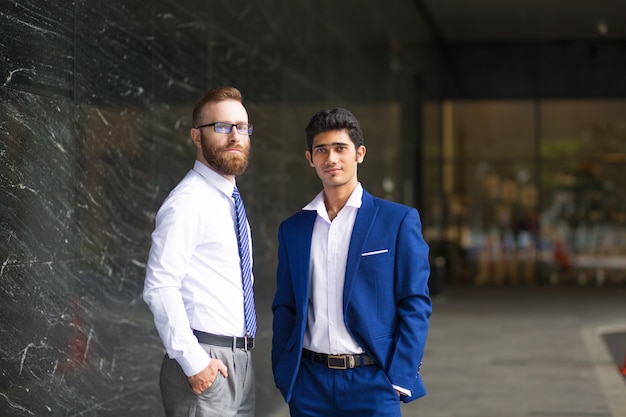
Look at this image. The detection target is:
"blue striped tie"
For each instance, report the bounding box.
[232,188,256,337]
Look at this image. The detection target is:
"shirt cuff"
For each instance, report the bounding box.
[393,384,412,397]
[175,342,211,377]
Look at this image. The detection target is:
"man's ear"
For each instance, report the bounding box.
[305,150,314,167]
[357,145,366,163]
[191,128,202,149]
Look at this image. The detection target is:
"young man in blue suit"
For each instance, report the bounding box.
[272,108,432,416]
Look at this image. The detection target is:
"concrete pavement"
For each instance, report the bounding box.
[403,285,626,417]
[260,285,626,417]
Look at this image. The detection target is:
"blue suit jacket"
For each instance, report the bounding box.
[272,189,431,403]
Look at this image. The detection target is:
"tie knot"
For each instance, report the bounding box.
[232,188,240,199]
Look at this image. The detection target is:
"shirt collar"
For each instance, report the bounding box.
[303,183,363,213]
[192,160,236,197]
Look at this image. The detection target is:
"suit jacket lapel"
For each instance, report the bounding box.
[293,210,317,311]
[344,190,377,307]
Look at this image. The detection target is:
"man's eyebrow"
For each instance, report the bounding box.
[313,142,349,149]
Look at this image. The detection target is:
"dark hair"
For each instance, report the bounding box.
[192,86,243,126]
[305,108,365,152]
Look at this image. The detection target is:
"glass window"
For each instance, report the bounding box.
[422,99,626,286]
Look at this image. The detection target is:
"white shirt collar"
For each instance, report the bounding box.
[303,183,363,219]
[192,160,237,198]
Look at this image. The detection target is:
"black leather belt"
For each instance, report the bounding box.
[302,348,377,369]
[193,330,254,350]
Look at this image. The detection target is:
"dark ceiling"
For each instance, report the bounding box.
[418,0,626,42]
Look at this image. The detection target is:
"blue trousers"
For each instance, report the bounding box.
[289,356,401,417]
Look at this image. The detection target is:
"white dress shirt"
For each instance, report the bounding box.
[143,160,253,377]
[303,183,364,355]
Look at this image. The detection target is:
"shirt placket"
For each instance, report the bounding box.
[327,220,339,353]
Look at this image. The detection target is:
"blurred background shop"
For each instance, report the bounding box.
[420,2,626,290]
[2,1,625,416]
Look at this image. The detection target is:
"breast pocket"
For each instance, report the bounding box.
[360,248,393,276]
[361,249,389,257]
[357,249,395,330]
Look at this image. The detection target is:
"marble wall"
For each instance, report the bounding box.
[0,1,430,416]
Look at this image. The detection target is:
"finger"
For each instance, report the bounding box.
[218,362,228,377]
[190,382,202,395]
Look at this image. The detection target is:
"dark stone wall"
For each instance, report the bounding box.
[0,1,429,416]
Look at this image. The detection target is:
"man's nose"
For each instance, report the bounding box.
[227,126,241,140]
[326,150,339,163]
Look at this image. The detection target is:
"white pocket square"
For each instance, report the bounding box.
[361,249,389,257]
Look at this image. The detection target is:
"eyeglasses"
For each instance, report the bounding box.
[195,122,254,135]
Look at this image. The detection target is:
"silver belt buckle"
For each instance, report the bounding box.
[327,354,355,369]
[327,355,346,369]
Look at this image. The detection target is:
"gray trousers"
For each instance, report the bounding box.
[160,344,255,417]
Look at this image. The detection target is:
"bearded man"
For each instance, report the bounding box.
[144,86,257,417]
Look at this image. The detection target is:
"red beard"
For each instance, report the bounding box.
[201,138,250,176]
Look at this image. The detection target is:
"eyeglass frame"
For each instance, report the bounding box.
[195,122,254,136]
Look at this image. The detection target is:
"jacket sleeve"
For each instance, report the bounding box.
[271,222,297,373]
[388,208,432,401]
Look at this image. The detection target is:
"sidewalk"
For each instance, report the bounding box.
[402,285,626,417]
[259,285,626,417]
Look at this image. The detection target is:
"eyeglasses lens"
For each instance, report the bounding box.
[213,122,253,135]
